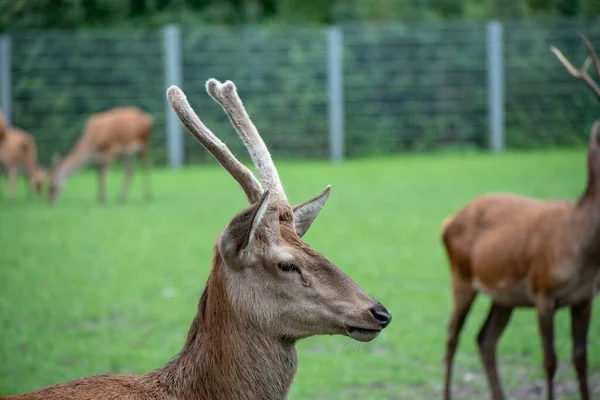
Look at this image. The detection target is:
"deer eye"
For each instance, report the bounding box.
[278,262,300,273]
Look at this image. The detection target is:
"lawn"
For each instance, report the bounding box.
[0,149,599,400]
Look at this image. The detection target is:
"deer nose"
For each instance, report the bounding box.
[370,304,392,328]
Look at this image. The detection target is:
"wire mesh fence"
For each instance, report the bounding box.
[1,17,599,167]
[9,30,166,164]
[504,18,600,148]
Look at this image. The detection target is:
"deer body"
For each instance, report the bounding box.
[48,107,153,204]
[448,192,600,304]
[0,127,45,197]
[6,80,391,399]
[442,36,600,400]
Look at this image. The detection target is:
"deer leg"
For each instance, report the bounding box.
[25,170,35,199]
[24,174,32,198]
[477,302,513,400]
[7,166,17,199]
[444,277,477,400]
[97,162,109,204]
[571,300,592,400]
[0,164,4,198]
[117,154,133,203]
[536,297,557,400]
[97,152,116,204]
[139,145,152,201]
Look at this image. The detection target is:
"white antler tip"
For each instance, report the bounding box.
[206,78,223,96]
[222,80,237,95]
[550,46,561,55]
[166,85,186,106]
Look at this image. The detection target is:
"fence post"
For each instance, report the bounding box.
[163,24,183,168]
[487,20,505,153]
[0,35,12,125]
[327,26,344,163]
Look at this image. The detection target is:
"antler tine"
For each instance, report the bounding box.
[580,34,600,81]
[206,79,288,205]
[551,45,584,77]
[166,85,263,204]
[551,38,600,101]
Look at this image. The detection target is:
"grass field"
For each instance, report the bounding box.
[1,150,599,399]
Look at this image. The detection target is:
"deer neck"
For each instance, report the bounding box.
[575,144,600,262]
[56,147,93,181]
[151,252,298,400]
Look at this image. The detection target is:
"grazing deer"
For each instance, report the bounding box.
[5,79,392,400]
[441,35,600,400]
[0,127,45,198]
[47,107,153,204]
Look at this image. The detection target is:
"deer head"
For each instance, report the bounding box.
[167,80,391,342]
[47,152,65,204]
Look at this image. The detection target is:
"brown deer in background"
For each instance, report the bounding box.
[441,35,600,400]
[6,79,392,400]
[47,106,153,204]
[0,127,45,198]
[0,109,6,143]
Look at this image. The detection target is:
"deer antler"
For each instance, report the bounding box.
[580,33,600,83]
[166,85,263,204]
[206,79,288,204]
[551,34,600,101]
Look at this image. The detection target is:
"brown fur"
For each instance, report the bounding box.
[442,119,600,400]
[48,107,153,204]
[6,251,296,400]
[0,109,6,143]
[0,127,44,197]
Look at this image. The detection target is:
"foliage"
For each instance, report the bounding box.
[1,151,599,399]
[1,0,599,32]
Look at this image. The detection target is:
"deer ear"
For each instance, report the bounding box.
[292,186,331,237]
[219,190,272,267]
[247,189,271,248]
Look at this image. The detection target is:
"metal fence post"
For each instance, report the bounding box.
[487,20,505,153]
[0,35,12,125]
[327,26,344,163]
[163,24,183,168]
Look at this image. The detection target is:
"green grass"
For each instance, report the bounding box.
[0,149,598,399]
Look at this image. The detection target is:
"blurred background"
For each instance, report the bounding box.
[1,1,600,399]
[1,0,599,165]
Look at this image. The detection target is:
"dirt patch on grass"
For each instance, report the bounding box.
[447,362,600,400]
[310,362,600,400]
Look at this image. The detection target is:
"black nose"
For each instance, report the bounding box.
[370,304,392,328]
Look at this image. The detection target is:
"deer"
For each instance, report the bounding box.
[5,79,392,400]
[0,109,6,143]
[47,106,153,204]
[0,127,45,198]
[441,34,600,400]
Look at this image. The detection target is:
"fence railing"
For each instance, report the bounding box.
[1,18,599,167]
